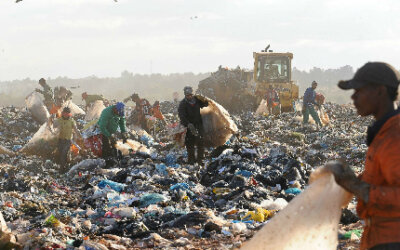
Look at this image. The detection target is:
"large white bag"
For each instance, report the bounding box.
[242,166,352,250]
[199,96,238,147]
[25,92,50,124]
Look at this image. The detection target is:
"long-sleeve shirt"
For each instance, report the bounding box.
[303,87,317,106]
[53,117,80,140]
[36,85,54,103]
[356,110,400,249]
[178,97,208,127]
[85,94,106,107]
[97,106,126,137]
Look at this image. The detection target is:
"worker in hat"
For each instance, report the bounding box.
[326,62,400,249]
[97,102,128,159]
[302,80,323,128]
[35,78,55,111]
[124,93,152,132]
[82,92,108,111]
[178,86,208,164]
[52,107,82,170]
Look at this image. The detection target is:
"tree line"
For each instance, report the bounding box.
[0,65,357,107]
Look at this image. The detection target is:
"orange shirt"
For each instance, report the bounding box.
[356,113,400,249]
[151,106,165,120]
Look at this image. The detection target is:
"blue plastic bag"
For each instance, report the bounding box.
[98,180,126,192]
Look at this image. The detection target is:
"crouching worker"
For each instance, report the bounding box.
[98,102,128,163]
[326,62,400,250]
[53,107,82,170]
[178,86,208,164]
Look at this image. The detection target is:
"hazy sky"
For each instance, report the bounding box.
[0,0,399,81]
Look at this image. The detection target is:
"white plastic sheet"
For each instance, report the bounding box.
[20,123,59,158]
[85,100,105,121]
[255,99,269,116]
[62,100,85,116]
[242,167,352,250]
[25,92,50,124]
[116,139,150,156]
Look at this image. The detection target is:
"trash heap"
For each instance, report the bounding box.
[0,102,369,249]
[197,66,258,113]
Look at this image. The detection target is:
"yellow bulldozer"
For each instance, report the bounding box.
[253,46,299,112]
[197,46,299,113]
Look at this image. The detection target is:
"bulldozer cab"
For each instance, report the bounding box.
[253,51,298,112]
[255,53,291,83]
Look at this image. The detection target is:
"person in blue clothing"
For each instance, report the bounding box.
[303,81,323,128]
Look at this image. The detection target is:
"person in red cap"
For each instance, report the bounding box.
[326,62,400,250]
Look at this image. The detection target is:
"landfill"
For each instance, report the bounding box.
[0,100,370,249]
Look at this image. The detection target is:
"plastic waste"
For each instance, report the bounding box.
[20,122,59,158]
[25,91,50,124]
[242,166,353,250]
[139,193,168,208]
[212,187,230,195]
[85,100,106,121]
[340,229,362,240]
[284,188,302,195]
[242,208,274,222]
[98,180,126,193]
[155,163,168,176]
[234,170,253,178]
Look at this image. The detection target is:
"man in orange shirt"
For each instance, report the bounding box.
[327,62,400,249]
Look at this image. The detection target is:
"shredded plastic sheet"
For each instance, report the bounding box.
[116,139,150,156]
[25,92,50,124]
[199,96,238,147]
[20,123,59,158]
[242,166,352,250]
[61,100,85,116]
[319,107,330,125]
[85,100,105,121]
[255,99,269,116]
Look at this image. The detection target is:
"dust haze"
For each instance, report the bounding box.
[0,66,354,107]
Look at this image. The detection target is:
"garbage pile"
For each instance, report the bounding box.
[197,66,258,113]
[0,102,369,249]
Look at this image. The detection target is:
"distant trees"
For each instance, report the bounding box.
[0,72,210,106]
[293,65,355,104]
[0,65,358,106]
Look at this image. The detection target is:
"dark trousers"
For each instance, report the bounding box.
[185,128,204,164]
[58,139,71,167]
[101,134,116,158]
[303,105,322,127]
[370,243,400,250]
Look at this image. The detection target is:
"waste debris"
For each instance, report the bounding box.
[0,101,369,249]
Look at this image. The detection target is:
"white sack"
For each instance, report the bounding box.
[199,96,238,147]
[242,167,352,250]
[25,92,50,124]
